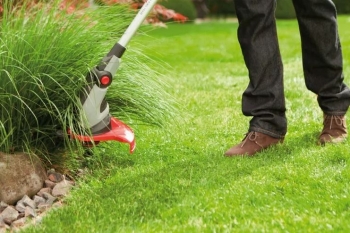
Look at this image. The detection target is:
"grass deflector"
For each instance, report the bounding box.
[72,0,158,153]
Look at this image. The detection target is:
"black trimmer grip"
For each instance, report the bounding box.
[107,42,126,58]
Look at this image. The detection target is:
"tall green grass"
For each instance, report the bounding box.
[0,0,176,166]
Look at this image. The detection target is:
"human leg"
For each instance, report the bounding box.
[234,0,287,138]
[292,0,350,143]
[225,0,285,156]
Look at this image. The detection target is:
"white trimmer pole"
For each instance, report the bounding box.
[118,0,158,47]
[101,0,158,72]
[80,0,158,135]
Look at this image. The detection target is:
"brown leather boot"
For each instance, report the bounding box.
[224,131,284,157]
[319,115,347,145]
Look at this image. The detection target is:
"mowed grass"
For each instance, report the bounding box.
[23,16,350,232]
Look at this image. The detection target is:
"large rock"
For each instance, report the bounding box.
[0,153,47,205]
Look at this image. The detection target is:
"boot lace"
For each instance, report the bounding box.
[325,115,344,129]
[240,131,258,148]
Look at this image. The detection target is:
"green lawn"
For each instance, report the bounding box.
[23,16,350,233]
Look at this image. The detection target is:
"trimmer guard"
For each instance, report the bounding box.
[70,117,136,153]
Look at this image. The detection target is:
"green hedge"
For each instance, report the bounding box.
[276,0,350,19]
[333,0,350,14]
[202,0,350,19]
[160,0,197,21]
[274,0,350,19]
[205,0,235,17]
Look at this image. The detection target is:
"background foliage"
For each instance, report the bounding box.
[160,0,196,21]
[205,0,235,18]
[203,0,350,19]
[333,0,350,14]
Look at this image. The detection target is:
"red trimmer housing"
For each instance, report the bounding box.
[68,116,135,153]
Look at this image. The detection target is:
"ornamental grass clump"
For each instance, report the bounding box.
[0,0,176,164]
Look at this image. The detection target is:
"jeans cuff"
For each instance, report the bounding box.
[323,111,348,116]
[249,127,285,139]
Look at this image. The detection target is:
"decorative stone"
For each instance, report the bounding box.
[0,206,19,223]
[37,203,51,213]
[0,168,75,231]
[37,188,52,197]
[47,171,64,183]
[0,153,47,205]
[24,206,36,218]
[11,217,26,228]
[0,202,8,212]
[44,180,56,189]
[33,196,46,207]
[42,193,57,205]
[15,202,26,213]
[0,222,8,233]
[52,181,73,197]
[22,195,36,209]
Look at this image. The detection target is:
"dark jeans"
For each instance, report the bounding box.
[234,0,350,138]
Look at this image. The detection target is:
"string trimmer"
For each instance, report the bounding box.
[69,0,158,153]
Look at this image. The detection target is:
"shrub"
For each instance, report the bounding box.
[275,0,350,19]
[204,0,297,19]
[160,0,196,21]
[204,0,235,17]
[333,0,350,14]
[0,0,176,165]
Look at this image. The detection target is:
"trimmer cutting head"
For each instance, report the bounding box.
[68,0,158,153]
[69,116,135,153]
